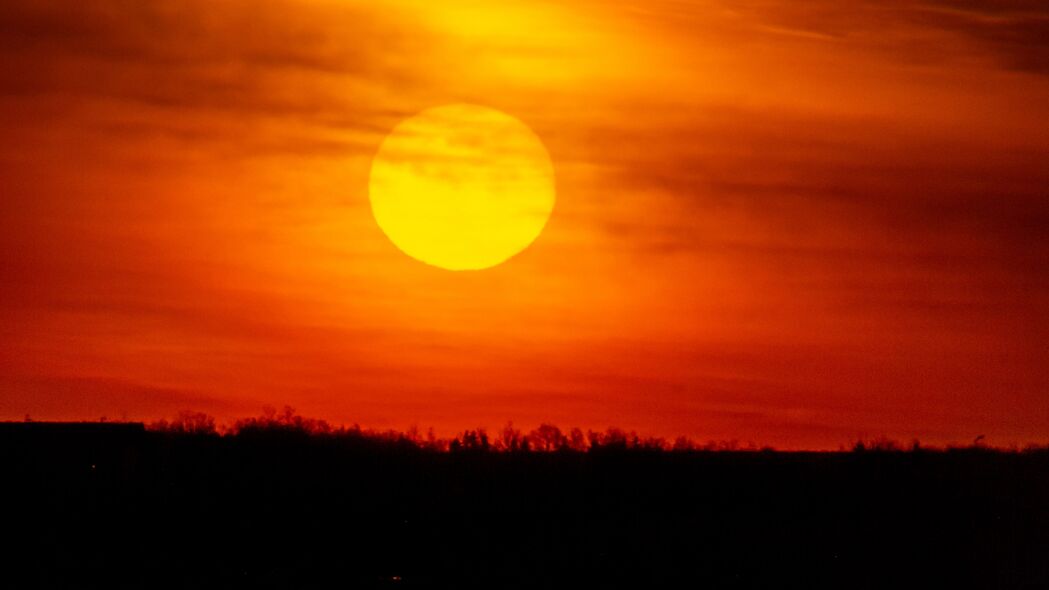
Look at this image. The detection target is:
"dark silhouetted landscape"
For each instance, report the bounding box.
[4,410,1048,589]
[4,1,1049,588]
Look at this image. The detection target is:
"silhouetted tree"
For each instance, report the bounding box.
[673,436,694,452]
[499,422,525,452]
[568,427,587,452]
[455,429,490,452]
[232,406,331,436]
[530,424,566,452]
[150,410,217,436]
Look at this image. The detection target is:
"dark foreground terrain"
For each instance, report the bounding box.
[3,421,1048,589]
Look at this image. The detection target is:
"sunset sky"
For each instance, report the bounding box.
[1,0,1047,448]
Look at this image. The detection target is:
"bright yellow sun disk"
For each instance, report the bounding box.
[368,104,555,271]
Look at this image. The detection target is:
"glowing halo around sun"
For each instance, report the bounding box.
[368,104,556,271]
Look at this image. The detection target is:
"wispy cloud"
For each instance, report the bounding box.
[0,0,1046,447]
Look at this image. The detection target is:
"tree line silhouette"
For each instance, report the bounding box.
[147,407,1044,454]
[3,409,1048,589]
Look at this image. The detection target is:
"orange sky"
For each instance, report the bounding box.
[1,0,1047,448]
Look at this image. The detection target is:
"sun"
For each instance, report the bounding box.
[368,104,556,271]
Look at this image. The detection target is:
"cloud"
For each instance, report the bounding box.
[0,375,247,420]
[0,0,437,155]
[725,0,1049,75]
[0,0,1046,446]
